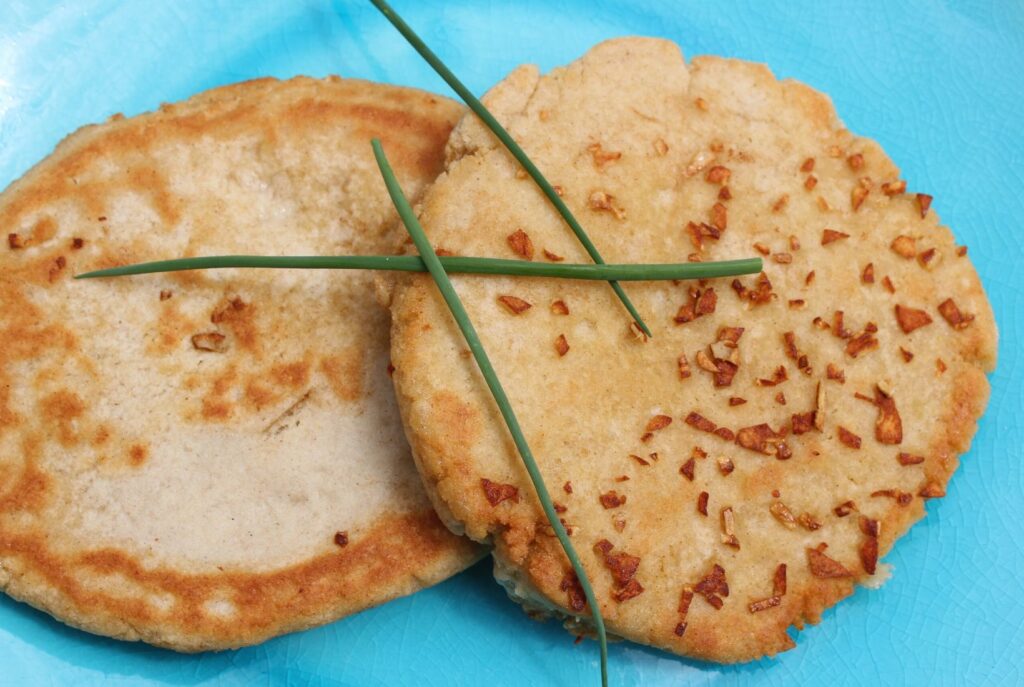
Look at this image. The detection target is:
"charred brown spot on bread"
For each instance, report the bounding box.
[550,299,569,315]
[678,353,692,380]
[826,363,846,383]
[770,501,797,529]
[674,286,717,324]
[919,482,946,498]
[645,414,673,433]
[560,572,586,612]
[871,489,913,506]
[891,235,917,258]
[791,411,816,435]
[497,295,532,314]
[685,411,717,434]
[128,444,149,467]
[593,539,644,602]
[717,455,735,476]
[506,229,534,260]
[845,331,878,358]
[916,193,933,218]
[191,332,227,353]
[599,490,627,509]
[542,249,564,262]
[674,586,694,637]
[861,263,875,284]
[917,247,939,270]
[587,142,622,171]
[756,366,788,387]
[694,563,729,610]
[481,479,520,506]
[937,298,974,330]
[807,544,852,578]
[895,304,933,333]
[630,454,650,467]
[858,517,880,574]
[588,190,625,219]
[834,500,856,517]
[773,564,787,596]
[898,452,925,466]
[736,423,785,455]
[851,177,871,211]
[554,334,570,357]
[837,426,862,449]
[748,596,781,613]
[872,385,903,444]
[710,202,728,231]
[798,512,822,530]
[720,506,740,548]
[821,229,849,245]
[881,179,907,195]
[731,271,775,305]
[680,457,696,481]
[333,531,349,547]
[705,165,731,185]
[319,349,365,403]
[697,491,709,516]
[47,256,68,283]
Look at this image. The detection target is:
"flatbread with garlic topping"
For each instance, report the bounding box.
[0,76,481,651]
[387,38,997,662]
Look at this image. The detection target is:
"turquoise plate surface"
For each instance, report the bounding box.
[1,1,1022,684]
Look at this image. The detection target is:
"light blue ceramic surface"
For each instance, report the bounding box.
[0,1,1022,685]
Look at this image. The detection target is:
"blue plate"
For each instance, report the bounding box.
[1,1,1022,684]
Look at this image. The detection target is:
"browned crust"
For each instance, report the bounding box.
[0,76,481,650]
[388,38,998,663]
[0,509,479,651]
[0,76,457,231]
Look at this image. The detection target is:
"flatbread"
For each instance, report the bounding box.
[387,38,997,662]
[0,76,481,651]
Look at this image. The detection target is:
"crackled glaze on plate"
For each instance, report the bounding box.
[0,1,1021,684]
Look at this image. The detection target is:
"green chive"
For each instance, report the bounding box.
[368,0,653,338]
[75,254,761,282]
[372,138,610,687]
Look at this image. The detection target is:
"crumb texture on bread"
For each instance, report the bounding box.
[389,37,997,662]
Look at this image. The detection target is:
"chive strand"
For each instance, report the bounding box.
[372,139,609,687]
[75,255,761,282]
[368,0,652,339]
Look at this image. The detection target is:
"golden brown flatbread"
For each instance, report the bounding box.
[387,38,997,662]
[0,76,481,651]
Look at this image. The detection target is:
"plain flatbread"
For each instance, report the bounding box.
[387,38,997,662]
[0,76,481,651]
